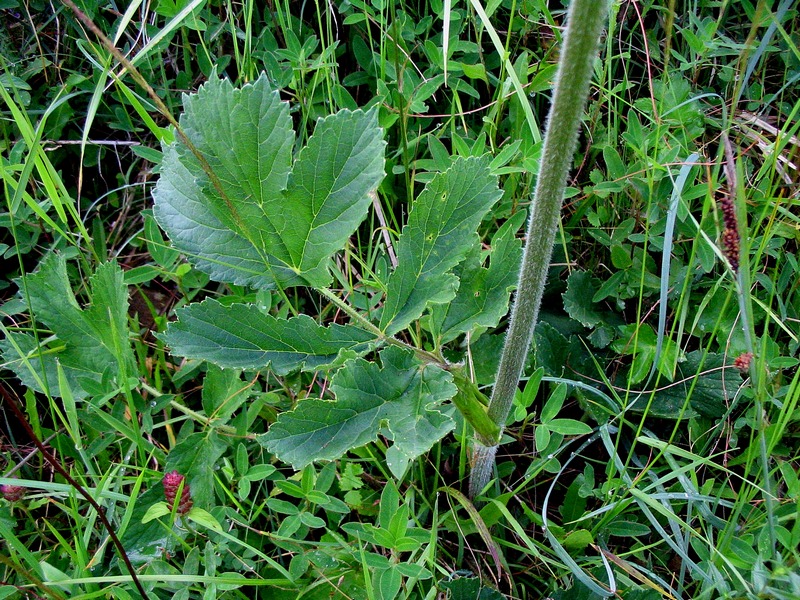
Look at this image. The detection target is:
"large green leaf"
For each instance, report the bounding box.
[563,270,603,328]
[153,74,385,289]
[161,299,375,373]
[649,351,728,418]
[0,254,134,398]
[121,487,181,565]
[379,156,503,335]
[430,210,524,344]
[259,346,457,478]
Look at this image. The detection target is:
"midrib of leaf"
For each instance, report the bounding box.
[161,299,377,373]
[281,108,385,283]
[252,92,294,265]
[296,143,341,269]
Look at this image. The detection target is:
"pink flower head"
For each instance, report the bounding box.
[734,352,754,375]
[1,481,26,502]
[163,470,193,515]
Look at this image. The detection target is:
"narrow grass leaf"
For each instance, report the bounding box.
[648,153,700,385]
[56,361,82,450]
[0,518,44,578]
[441,487,504,578]
[598,427,713,584]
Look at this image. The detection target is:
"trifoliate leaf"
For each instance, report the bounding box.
[153,74,385,289]
[430,210,524,343]
[379,156,502,335]
[259,346,457,478]
[0,254,134,398]
[162,299,375,373]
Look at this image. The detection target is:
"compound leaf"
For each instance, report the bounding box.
[430,210,524,343]
[0,254,134,398]
[162,299,376,374]
[154,74,385,290]
[259,346,456,478]
[379,156,502,335]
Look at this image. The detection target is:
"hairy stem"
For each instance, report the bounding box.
[468,0,608,498]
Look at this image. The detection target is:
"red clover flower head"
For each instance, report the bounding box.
[734,351,754,375]
[163,470,193,515]
[1,480,26,502]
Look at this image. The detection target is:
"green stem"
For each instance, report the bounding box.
[316,287,448,368]
[468,0,608,498]
[451,370,501,445]
[139,382,241,434]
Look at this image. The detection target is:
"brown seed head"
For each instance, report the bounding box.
[721,228,740,272]
[716,191,740,273]
[719,192,737,231]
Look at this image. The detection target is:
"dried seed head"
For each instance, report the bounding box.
[721,227,740,272]
[163,470,193,515]
[716,191,740,273]
[734,351,754,375]
[719,193,737,231]
[1,480,26,502]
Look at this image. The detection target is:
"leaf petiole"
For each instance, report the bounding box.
[451,369,501,446]
[316,286,448,369]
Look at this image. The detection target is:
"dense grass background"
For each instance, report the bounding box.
[1,0,799,598]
